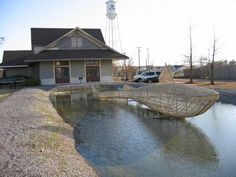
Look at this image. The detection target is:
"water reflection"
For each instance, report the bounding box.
[141,116,217,163]
[52,93,220,177]
[118,102,219,165]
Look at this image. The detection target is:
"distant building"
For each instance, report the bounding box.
[0,27,128,85]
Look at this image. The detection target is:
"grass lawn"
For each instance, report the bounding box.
[0,89,15,102]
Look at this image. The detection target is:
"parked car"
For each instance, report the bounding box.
[133,71,161,83]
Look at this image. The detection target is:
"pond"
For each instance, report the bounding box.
[51,92,236,177]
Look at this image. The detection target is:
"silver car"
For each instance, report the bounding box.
[133,71,161,82]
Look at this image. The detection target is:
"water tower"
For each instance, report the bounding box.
[105,0,122,52]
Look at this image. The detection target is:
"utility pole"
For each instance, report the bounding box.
[208,48,210,62]
[146,48,149,70]
[137,47,141,73]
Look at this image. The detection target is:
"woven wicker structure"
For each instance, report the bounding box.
[97,84,219,118]
[159,65,175,84]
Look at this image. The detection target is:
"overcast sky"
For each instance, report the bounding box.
[0,0,236,66]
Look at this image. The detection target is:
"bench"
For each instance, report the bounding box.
[0,77,26,89]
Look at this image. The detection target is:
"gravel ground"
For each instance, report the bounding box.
[0,88,98,177]
[0,85,235,177]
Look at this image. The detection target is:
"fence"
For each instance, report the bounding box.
[184,64,236,80]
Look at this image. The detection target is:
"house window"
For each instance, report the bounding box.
[86,60,99,66]
[54,61,69,66]
[85,60,100,82]
[71,37,82,48]
[54,61,70,83]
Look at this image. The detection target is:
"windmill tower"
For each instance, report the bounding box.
[105,0,122,52]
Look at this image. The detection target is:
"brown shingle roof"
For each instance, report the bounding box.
[31,28,105,46]
[0,49,128,66]
[25,49,128,62]
[0,50,32,66]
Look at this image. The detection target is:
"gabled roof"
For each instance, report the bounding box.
[0,50,32,67]
[24,49,128,62]
[1,27,129,67]
[36,27,118,54]
[31,28,105,46]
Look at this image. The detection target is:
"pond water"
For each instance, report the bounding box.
[51,93,236,177]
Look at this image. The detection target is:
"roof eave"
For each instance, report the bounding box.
[25,57,128,62]
[0,65,28,68]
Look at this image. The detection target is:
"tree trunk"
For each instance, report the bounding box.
[210,62,214,85]
[189,25,193,84]
[210,33,216,85]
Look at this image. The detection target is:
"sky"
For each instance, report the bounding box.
[0,0,236,66]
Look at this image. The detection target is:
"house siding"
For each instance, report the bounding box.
[1,27,128,85]
[39,61,54,85]
[53,33,99,49]
[5,68,28,77]
[0,69,4,78]
[38,59,113,85]
[101,60,112,82]
[34,62,40,79]
[27,63,39,79]
[70,60,86,83]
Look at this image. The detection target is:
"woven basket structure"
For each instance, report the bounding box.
[97,83,219,118]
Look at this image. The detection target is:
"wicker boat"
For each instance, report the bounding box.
[97,83,219,118]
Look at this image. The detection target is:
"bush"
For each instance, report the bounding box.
[24,78,41,86]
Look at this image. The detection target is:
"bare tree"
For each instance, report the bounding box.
[123,56,127,81]
[229,59,236,65]
[184,24,194,83]
[112,62,119,77]
[199,56,208,67]
[189,25,193,83]
[0,37,4,45]
[198,56,209,79]
[126,57,136,81]
[210,31,218,85]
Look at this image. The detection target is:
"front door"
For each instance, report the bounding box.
[55,67,70,83]
[86,66,100,82]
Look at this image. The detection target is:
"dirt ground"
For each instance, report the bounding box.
[174,79,236,90]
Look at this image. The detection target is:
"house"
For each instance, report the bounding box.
[0,27,128,85]
[0,69,4,78]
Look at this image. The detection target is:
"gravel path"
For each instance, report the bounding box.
[0,85,235,177]
[0,88,98,177]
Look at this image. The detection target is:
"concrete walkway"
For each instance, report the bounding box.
[0,88,97,177]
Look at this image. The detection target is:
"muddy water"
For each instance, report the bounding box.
[51,93,236,177]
